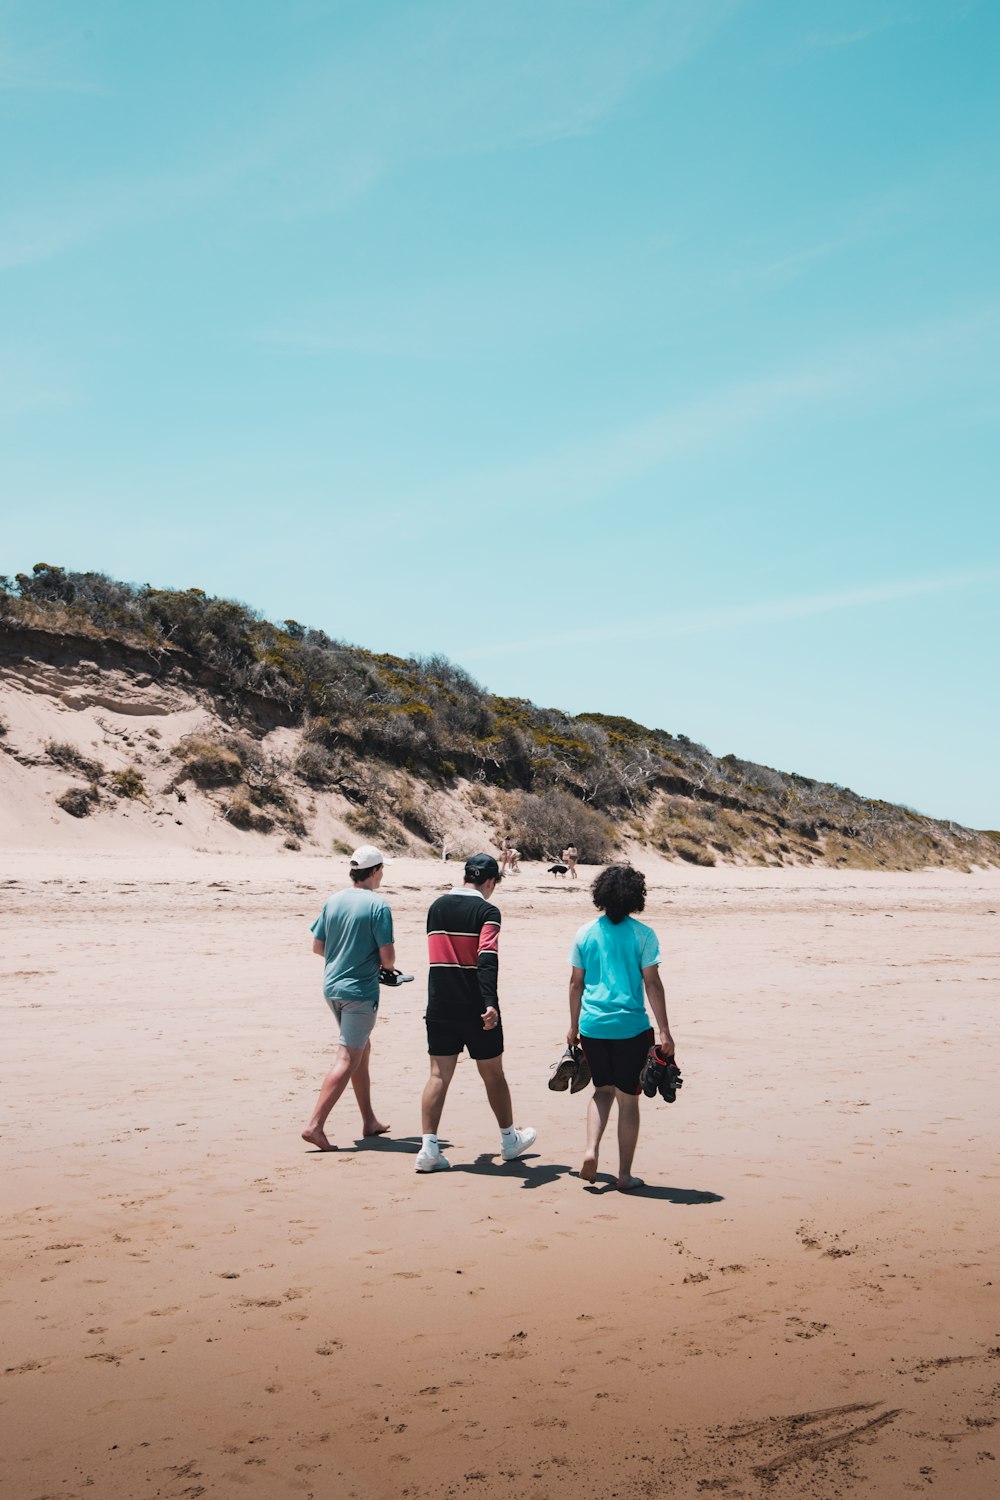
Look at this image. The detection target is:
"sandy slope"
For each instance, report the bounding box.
[2,853,999,1500]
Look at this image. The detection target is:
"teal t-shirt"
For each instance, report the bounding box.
[311,889,394,1003]
[569,915,660,1039]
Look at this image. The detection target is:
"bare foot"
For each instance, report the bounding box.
[617,1175,644,1192]
[302,1127,336,1151]
[580,1154,598,1183]
[362,1120,390,1137]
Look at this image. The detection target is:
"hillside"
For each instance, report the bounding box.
[1,563,997,870]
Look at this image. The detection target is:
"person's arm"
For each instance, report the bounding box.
[477,913,500,1029]
[567,967,585,1047]
[373,901,396,976]
[641,965,674,1055]
[312,937,325,956]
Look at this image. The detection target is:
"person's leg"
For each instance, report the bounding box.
[475,1055,513,1129]
[581,1085,614,1182]
[615,1089,642,1189]
[350,1040,389,1137]
[421,1054,459,1134]
[302,1043,364,1150]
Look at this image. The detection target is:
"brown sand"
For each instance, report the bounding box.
[2,852,999,1499]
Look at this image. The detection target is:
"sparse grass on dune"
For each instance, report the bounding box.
[2,562,996,871]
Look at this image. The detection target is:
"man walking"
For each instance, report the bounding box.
[302,844,398,1151]
[416,854,536,1173]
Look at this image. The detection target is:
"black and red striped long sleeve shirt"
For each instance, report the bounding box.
[426,889,501,1015]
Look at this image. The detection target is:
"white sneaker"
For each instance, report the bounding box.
[501,1127,536,1162]
[415,1147,451,1173]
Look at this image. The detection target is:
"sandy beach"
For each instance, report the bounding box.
[2,852,999,1499]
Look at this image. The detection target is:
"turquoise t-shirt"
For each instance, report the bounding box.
[311,889,394,1003]
[569,915,660,1039]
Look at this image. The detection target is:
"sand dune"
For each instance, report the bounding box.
[2,853,999,1498]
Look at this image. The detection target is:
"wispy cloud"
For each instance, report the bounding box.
[460,567,1000,662]
[0,6,100,95]
[426,300,1000,515]
[791,14,903,59]
[0,0,738,268]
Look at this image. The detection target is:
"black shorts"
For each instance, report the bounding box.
[580,1029,653,1094]
[425,1010,505,1061]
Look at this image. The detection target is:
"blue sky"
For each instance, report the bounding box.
[2,0,998,828]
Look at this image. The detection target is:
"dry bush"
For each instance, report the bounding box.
[344,806,384,839]
[0,712,7,737]
[295,742,338,786]
[46,740,104,781]
[224,787,274,832]
[506,788,615,863]
[396,790,443,844]
[673,840,716,867]
[56,785,99,818]
[173,734,243,787]
[110,766,146,800]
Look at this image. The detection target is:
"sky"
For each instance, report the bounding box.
[1,0,998,828]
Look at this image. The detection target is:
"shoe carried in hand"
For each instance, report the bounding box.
[379,968,414,987]
[639,1045,683,1102]
[548,1045,592,1094]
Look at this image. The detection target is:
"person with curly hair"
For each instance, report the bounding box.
[567,864,675,1190]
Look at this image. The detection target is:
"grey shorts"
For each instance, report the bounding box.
[325,995,378,1050]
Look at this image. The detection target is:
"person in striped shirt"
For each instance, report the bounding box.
[415,854,536,1173]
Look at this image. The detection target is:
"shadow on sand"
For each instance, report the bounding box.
[453,1152,576,1189]
[304,1140,723,1204]
[584,1176,724,1204]
[304,1133,425,1156]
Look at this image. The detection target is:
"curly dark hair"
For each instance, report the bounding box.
[590,864,646,924]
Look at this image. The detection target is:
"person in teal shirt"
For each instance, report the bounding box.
[302,844,399,1151]
[567,865,675,1191]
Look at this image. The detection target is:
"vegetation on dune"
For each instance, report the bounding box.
[2,563,996,868]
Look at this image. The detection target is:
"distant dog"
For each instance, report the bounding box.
[548,863,569,878]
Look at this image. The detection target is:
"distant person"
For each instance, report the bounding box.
[416,854,536,1173]
[508,846,520,874]
[567,865,675,1191]
[500,843,516,877]
[562,845,579,880]
[302,844,400,1151]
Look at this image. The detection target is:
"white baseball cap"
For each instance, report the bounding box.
[350,844,388,871]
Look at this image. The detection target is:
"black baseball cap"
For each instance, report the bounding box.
[465,853,501,883]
